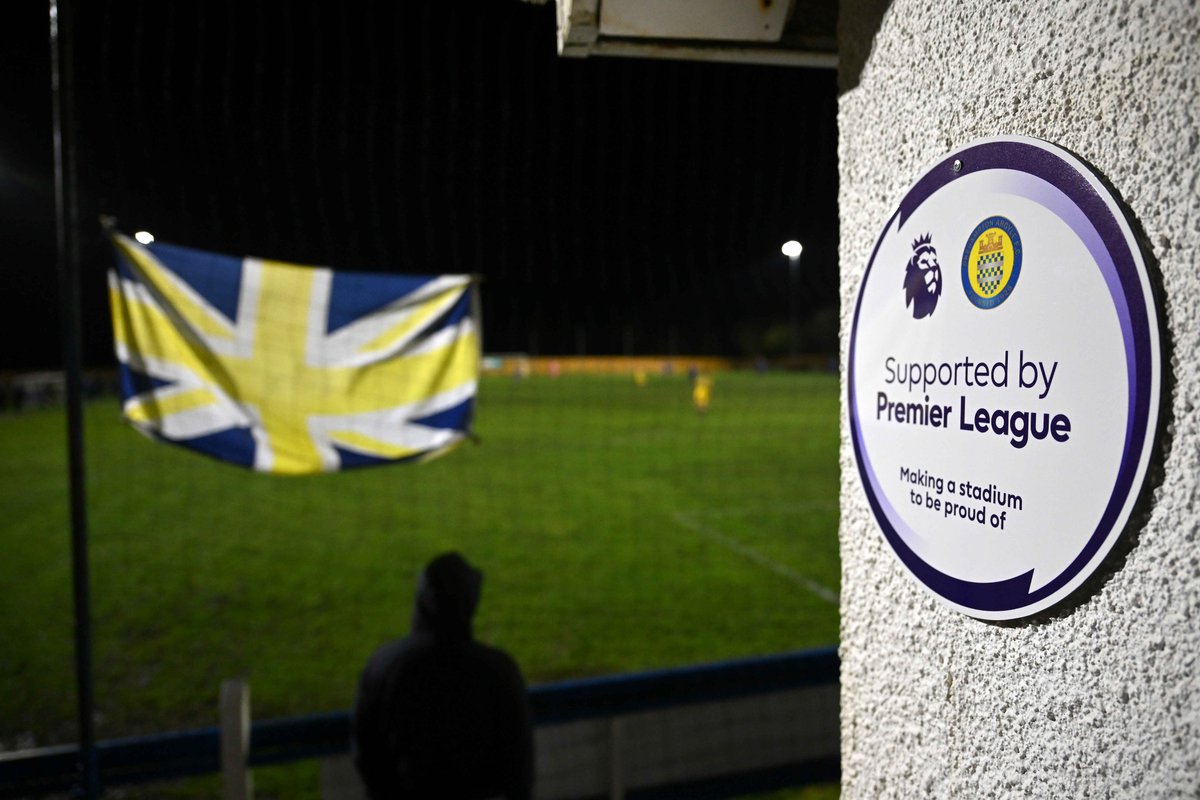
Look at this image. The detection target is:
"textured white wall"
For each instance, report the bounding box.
[837,1,1199,797]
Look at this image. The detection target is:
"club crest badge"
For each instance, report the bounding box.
[903,233,941,319]
[962,216,1022,309]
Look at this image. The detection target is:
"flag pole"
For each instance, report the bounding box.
[50,0,99,797]
[469,274,484,442]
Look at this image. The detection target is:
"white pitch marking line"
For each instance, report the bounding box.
[670,510,840,606]
[696,502,839,519]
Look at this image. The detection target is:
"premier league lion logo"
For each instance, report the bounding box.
[903,233,941,319]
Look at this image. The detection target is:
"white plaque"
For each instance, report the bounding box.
[848,136,1161,620]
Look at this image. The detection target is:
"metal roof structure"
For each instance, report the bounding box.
[556,0,838,69]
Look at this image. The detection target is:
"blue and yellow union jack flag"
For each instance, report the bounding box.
[107,234,480,474]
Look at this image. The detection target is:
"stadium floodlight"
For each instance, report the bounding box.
[782,240,803,358]
[134,231,155,245]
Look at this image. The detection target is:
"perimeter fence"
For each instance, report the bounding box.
[4,2,841,796]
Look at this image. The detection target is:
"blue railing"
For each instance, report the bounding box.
[0,646,839,798]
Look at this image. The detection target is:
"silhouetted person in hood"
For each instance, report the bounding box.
[353,552,534,799]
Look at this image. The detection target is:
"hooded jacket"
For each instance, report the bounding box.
[353,553,534,800]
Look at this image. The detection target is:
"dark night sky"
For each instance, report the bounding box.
[1,1,838,371]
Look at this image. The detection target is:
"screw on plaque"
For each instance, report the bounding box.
[953,159,963,173]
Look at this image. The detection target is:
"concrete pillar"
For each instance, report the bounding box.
[837,1,1198,796]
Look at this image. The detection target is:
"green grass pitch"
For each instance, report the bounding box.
[0,370,840,795]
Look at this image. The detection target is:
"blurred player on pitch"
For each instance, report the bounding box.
[692,374,712,415]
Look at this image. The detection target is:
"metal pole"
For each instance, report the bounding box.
[608,717,624,800]
[49,0,99,797]
[788,254,800,359]
[220,680,253,800]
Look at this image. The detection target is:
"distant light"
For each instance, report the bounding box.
[781,240,803,259]
[134,231,155,245]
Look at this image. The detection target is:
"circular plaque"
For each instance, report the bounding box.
[848,136,1161,620]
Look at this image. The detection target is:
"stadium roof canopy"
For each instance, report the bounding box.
[552,0,837,69]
